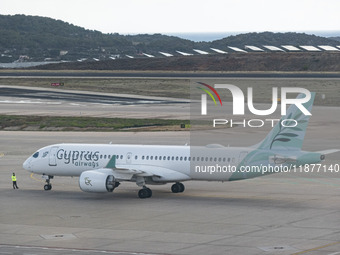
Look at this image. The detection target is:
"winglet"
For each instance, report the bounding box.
[106,155,116,168]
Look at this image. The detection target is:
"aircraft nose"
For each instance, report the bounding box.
[23,158,31,170]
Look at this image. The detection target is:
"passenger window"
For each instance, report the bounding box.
[176,156,179,160]
[163,156,166,160]
[135,155,138,160]
[171,156,174,160]
[142,156,145,160]
[146,156,149,160]
[167,156,170,160]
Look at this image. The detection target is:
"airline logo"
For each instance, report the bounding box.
[84,177,92,186]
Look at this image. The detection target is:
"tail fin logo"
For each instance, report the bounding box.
[197,82,222,115]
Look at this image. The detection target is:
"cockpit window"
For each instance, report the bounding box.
[32,152,39,158]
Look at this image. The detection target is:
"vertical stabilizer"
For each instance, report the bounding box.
[257,92,315,151]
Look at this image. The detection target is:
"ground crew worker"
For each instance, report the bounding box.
[12,173,19,189]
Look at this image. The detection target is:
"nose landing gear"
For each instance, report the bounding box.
[43,175,53,191]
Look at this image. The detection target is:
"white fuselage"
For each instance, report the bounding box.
[23,143,251,182]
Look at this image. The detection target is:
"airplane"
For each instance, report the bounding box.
[23,92,339,198]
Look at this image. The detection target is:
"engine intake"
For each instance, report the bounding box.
[79,169,116,192]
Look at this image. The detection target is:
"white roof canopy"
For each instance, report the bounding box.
[299,46,321,51]
[263,45,285,51]
[281,45,301,51]
[176,51,193,56]
[159,52,174,57]
[317,45,340,51]
[142,53,155,58]
[193,49,209,55]
[210,48,228,54]
[228,46,247,53]
[245,45,264,51]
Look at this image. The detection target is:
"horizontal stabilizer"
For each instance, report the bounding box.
[316,149,340,155]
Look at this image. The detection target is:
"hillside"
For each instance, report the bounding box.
[0,14,193,62]
[329,36,340,42]
[0,14,339,63]
[210,32,337,48]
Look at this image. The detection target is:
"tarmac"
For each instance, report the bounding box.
[0,85,190,119]
[0,84,340,255]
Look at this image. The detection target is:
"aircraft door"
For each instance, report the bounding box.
[49,146,58,166]
[126,152,132,164]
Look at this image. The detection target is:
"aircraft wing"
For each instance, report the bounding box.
[316,149,340,155]
[105,156,191,182]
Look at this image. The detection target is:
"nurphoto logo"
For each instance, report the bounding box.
[197,82,312,128]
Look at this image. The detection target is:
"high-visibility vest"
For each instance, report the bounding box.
[12,175,16,182]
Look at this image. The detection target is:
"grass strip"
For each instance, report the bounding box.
[0,115,190,131]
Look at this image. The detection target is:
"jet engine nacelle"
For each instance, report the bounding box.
[79,169,116,193]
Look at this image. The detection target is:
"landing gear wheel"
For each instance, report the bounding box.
[44,184,52,191]
[178,183,185,192]
[138,187,152,199]
[145,188,152,198]
[171,182,185,193]
[43,175,53,191]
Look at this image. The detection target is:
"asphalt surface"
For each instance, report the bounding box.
[0,87,186,105]
[1,71,340,78]
[0,85,190,119]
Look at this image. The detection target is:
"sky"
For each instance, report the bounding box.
[1,0,340,36]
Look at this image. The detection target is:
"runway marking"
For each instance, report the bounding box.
[0,152,4,158]
[291,241,340,255]
[30,173,45,183]
[0,244,159,255]
[328,252,340,255]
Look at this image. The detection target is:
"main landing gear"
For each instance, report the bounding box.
[136,177,152,199]
[138,186,152,199]
[171,182,185,193]
[136,178,185,199]
[43,175,53,191]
